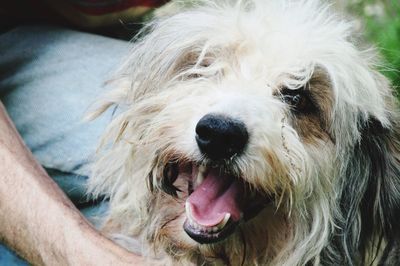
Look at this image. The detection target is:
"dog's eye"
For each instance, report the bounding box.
[185,58,216,79]
[280,87,314,113]
[187,73,202,79]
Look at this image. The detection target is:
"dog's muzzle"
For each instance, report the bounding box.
[174,114,267,244]
[159,114,268,244]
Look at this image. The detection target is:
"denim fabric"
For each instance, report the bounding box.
[0,26,129,265]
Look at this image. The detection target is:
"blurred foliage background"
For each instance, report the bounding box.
[345,0,400,91]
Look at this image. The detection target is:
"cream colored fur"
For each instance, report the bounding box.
[87,1,399,265]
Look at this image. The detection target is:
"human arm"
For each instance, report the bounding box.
[0,102,143,265]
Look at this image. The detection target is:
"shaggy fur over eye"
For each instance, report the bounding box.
[87,0,400,265]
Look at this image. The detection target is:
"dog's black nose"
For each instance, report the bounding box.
[195,114,249,160]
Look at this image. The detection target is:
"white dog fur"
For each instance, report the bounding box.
[88,0,400,265]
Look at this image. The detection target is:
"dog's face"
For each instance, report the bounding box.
[89,1,400,265]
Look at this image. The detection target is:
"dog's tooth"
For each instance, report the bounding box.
[185,202,193,220]
[195,172,203,188]
[223,213,230,224]
[191,220,196,229]
[195,223,202,230]
[191,220,198,229]
[190,218,196,228]
[185,203,206,232]
[194,165,206,188]
[212,226,219,232]
[216,213,231,230]
[199,164,207,173]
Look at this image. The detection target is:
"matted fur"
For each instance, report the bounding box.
[88,0,400,265]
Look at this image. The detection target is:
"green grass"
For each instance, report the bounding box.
[348,0,400,90]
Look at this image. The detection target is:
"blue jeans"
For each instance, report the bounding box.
[0,26,129,265]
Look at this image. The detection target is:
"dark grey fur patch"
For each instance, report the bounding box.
[322,116,400,265]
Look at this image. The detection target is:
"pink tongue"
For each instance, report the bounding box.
[187,169,243,227]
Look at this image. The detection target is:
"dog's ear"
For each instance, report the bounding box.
[338,107,400,264]
[358,115,400,262]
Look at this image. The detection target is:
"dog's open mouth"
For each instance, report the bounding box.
[161,162,270,244]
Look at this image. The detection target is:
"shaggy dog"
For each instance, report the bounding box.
[88,0,400,265]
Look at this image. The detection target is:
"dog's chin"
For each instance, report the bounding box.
[161,160,271,245]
